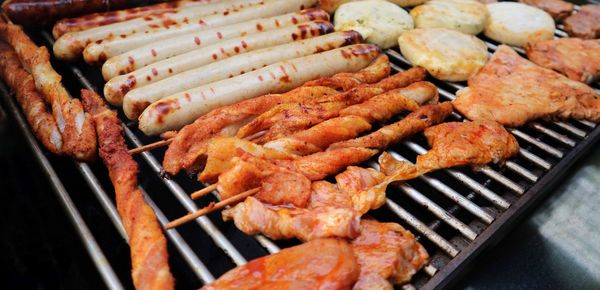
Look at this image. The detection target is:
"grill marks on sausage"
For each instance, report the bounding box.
[292,21,333,40]
[341,44,381,60]
[120,75,137,94]
[194,36,201,45]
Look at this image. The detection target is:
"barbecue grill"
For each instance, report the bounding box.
[1,2,599,289]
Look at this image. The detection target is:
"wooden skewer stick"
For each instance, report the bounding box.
[190,183,218,200]
[128,138,172,155]
[166,187,260,229]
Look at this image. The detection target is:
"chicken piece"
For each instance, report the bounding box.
[330,102,453,150]
[0,42,62,155]
[217,155,312,208]
[416,120,519,172]
[222,197,361,241]
[453,45,600,127]
[563,4,600,39]
[288,147,379,180]
[263,82,437,155]
[525,38,600,84]
[309,180,353,209]
[236,67,428,143]
[199,137,296,183]
[201,238,360,290]
[163,57,391,175]
[81,90,174,290]
[519,0,574,21]
[352,220,430,289]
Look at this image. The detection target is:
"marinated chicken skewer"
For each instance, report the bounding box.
[0,42,62,154]
[0,22,97,161]
[330,102,454,150]
[201,239,361,290]
[236,67,427,143]
[453,45,600,127]
[81,90,175,290]
[162,55,391,175]
[263,81,438,155]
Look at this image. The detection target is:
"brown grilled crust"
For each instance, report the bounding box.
[563,4,600,39]
[0,42,62,154]
[3,0,130,26]
[81,89,175,290]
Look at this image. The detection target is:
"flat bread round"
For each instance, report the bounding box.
[398,28,489,81]
[410,0,489,35]
[485,2,555,47]
[334,0,414,48]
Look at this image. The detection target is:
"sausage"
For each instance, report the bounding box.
[123,31,362,119]
[138,44,381,135]
[53,0,267,61]
[101,8,329,80]
[52,0,216,39]
[83,0,320,64]
[2,0,132,26]
[105,20,334,106]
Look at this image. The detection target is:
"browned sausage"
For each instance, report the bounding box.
[52,0,218,39]
[2,0,135,26]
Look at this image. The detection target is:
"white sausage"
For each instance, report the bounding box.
[123,31,363,119]
[104,20,333,106]
[101,8,329,80]
[53,0,266,61]
[81,0,318,63]
[138,44,381,135]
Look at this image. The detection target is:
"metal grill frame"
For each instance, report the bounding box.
[1,3,599,289]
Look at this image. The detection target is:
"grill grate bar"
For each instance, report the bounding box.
[509,129,564,158]
[519,149,552,170]
[388,151,495,224]
[504,161,539,183]
[531,123,577,146]
[385,199,460,257]
[554,121,587,137]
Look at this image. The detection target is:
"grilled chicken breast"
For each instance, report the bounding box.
[454,45,600,127]
[519,0,574,21]
[563,4,600,39]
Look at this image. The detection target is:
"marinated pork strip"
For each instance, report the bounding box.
[162,55,390,176]
[201,239,360,290]
[264,82,437,155]
[52,0,217,38]
[525,38,600,84]
[236,67,428,143]
[0,42,63,154]
[563,4,600,39]
[2,0,131,26]
[139,44,381,136]
[330,102,453,150]
[519,0,573,21]
[101,8,329,79]
[105,20,334,107]
[123,31,361,119]
[53,0,267,61]
[80,89,174,290]
[416,120,520,172]
[222,196,361,241]
[352,220,429,289]
[453,45,600,127]
[0,22,97,161]
[79,0,318,63]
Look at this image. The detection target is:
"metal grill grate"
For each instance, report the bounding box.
[1,6,599,289]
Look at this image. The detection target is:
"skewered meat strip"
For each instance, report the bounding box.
[519,0,573,21]
[287,147,378,180]
[525,38,600,84]
[416,120,519,172]
[352,220,429,289]
[163,55,391,175]
[222,196,362,241]
[80,90,174,290]
[330,102,453,150]
[237,66,427,143]
[201,239,360,290]
[264,81,437,155]
[453,45,600,127]
[563,4,600,39]
[0,22,96,161]
[0,42,62,154]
